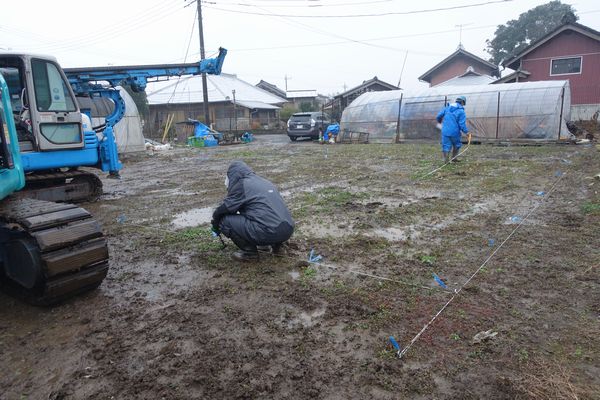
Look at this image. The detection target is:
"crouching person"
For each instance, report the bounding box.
[212,161,295,261]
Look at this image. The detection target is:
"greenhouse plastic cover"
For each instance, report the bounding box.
[340,80,571,142]
[78,87,146,153]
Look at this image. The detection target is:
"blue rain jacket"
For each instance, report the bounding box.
[436,102,469,137]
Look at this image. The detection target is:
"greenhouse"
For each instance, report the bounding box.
[340,80,572,142]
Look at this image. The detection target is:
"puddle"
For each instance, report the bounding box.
[299,222,352,238]
[289,307,327,328]
[370,227,409,241]
[280,183,329,198]
[171,207,214,228]
[288,271,300,280]
[147,188,199,197]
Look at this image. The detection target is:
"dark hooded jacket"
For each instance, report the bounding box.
[212,161,295,243]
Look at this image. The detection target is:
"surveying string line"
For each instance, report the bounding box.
[417,135,472,180]
[254,247,452,294]
[397,171,567,359]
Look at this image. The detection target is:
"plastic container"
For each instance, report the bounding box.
[187,136,205,147]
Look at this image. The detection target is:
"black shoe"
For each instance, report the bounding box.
[256,245,271,253]
[232,250,259,261]
[271,243,284,255]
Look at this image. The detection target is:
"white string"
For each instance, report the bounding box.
[398,172,566,358]
[255,250,452,293]
[418,143,471,180]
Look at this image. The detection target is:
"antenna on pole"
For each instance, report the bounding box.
[284,75,291,91]
[455,23,473,48]
[397,50,408,88]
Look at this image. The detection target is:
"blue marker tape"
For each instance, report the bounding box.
[389,336,401,354]
[555,170,563,177]
[308,249,322,263]
[116,214,126,224]
[488,238,495,247]
[432,273,448,289]
[510,216,522,223]
[536,191,545,196]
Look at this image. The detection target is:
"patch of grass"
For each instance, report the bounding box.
[517,349,530,362]
[377,349,397,359]
[581,201,600,215]
[450,333,461,341]
[481,174,516,193]
[303,267,317,279]
[299,266,317,287]
[419,254,437,265]
[166,227,223,251]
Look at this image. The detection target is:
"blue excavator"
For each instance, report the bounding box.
[0,48,226,304]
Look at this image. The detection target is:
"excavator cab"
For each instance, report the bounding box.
[0,54,84,155]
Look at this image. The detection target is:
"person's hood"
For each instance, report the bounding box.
[448,102,463,111]
[226,160,254,188]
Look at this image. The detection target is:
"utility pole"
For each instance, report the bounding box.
[197,0,210,126]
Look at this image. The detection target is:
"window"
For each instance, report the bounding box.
[0,94,14,168]
[31,58,76,112]
[40,123,81,144]
[550,57,581,75]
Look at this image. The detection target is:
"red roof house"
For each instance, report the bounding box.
[419,45,499,87]
[501,22,600,107]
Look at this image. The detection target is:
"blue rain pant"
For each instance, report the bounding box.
[441,135,462,153]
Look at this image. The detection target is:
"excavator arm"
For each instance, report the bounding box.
[64,47,227,93]
[62,47,227,176]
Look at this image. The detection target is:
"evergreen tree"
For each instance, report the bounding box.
[485,1,578,65]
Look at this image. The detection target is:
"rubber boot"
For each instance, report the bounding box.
[442,152,450,163]
[451,148,461,162]
[229,231,259,261]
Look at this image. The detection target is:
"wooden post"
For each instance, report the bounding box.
[395,93,403,143]
[495,91,500,139]
[558,86,565,140]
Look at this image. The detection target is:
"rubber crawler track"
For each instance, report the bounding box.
[0,197,108,305]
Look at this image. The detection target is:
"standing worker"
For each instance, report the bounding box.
[212,161,295,261]
[436,95,470,163]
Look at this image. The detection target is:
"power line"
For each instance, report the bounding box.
[203,0,395,8]
[168,7,198,104]
[11,0,172,48]
[9,1,184,52]
[166,23,498,62]
[203,0,512,18]
[242,4,414,54]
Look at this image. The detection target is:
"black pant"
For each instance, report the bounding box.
[218,214,292,252]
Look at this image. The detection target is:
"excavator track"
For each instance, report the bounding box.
[21,170,103,203]
[0,197,108,305]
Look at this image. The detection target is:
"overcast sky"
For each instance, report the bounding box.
[1,0,599,95]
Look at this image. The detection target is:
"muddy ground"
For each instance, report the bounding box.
[1,135,599,399]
